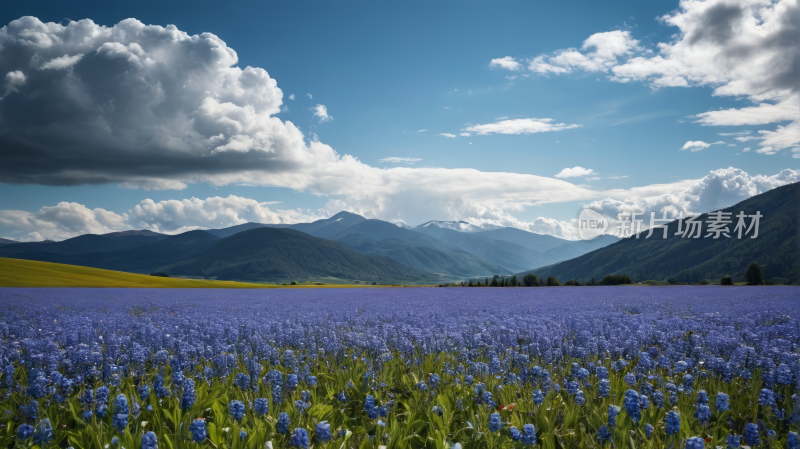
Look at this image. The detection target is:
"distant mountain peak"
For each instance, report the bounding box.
[329,211,364,220]
[415,220,503,233]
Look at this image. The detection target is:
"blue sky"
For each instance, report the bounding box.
[0,0,797,240]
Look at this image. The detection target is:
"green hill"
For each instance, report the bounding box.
[526,182,800,283]
[161,227,431,282]
[0,257,271,288]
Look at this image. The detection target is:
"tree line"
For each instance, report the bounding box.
[463,273,633,287]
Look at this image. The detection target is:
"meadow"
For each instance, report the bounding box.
[0,286,798,449]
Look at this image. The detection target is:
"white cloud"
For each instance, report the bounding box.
[680,140,725,151]
[743,147,751,152]
[489,56,522,71]
[692,95,799,126]
[1,17,797,242]
[40,53,83,70]
[439,133,456,138]
[306,93,312,99]
[417,129,427,132]
[0,195,325,241]
[312,104,332,122]
[464,118,581,135]
[379,157,422,164]
[585,167,800,222]
[527,30,640,74]
[500,0,800,155]
[459,132,471,137]
[288,94,295,100]
[555,166,594,178]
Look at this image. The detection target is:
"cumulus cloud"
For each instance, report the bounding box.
[0,195,326,241]
[692,95,799,126]
[459,132,471,136]
[1,17,796,242]
[439,133,456,138]
[489,56,522,71]
[288,94,295,100]
[379,157,422,164]
[528,30,640,73]
[680,140,725,151]
[495,0,800,155]
[463,118,582,135]
[585,167,800,224]
[312,104,332,122]
[555,166,594,178]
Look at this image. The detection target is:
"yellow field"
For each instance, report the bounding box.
[0,258,403,288]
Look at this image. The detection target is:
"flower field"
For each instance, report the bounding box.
[0,286,799,449]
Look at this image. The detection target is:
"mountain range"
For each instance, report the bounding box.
[526,182,799,284]
[0,211,620,283]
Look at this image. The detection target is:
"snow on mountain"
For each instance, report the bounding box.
[414,220,503,233]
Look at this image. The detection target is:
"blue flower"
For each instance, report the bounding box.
[788,432,799,449]
[429,373,441,388]
[510,426,521,441]
[96,386,110,404]
[521,424,536,445]
[645,423,653,439]
[306,375,317,387]
[686,436,705,449]
[337,391,347,402]
[608,405,621,428]
[697,390,708,404]
[624,390,641,423]
[758,388,775,406]
[294,400,309,413]
[289,428,309,448]
[96,404,108,418]
[488,412,501,433]
[598,379,610,398]
[181,379,195,411]
[239,430,247,440]
[81,389,95,405]
[16,423,34,440]
[776,364,792,385]
[532,389,544,405]
[431,405,443,416]
[190,419,207,442]
[112,412,128,433]
[82,410,93,421]
[141,431,158,449]
[315,421,332,443]
[716,392,730,412]
[287,374,298,390]
[566,380,579,395]
[229,400,245,421]
[575,390,586,405]
[112,437,120,446]
[623,372,637,387]
[652,391,665,408]
[694,404,710,424]
[277,412,290,434]
[640,395,649,410]
[665,410,680,436]
[254,398,269,416]
[725,434,741,448]
[744,423,762,446]
[597,425,612,444]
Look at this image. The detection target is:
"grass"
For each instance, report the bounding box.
[0,258,405,288]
